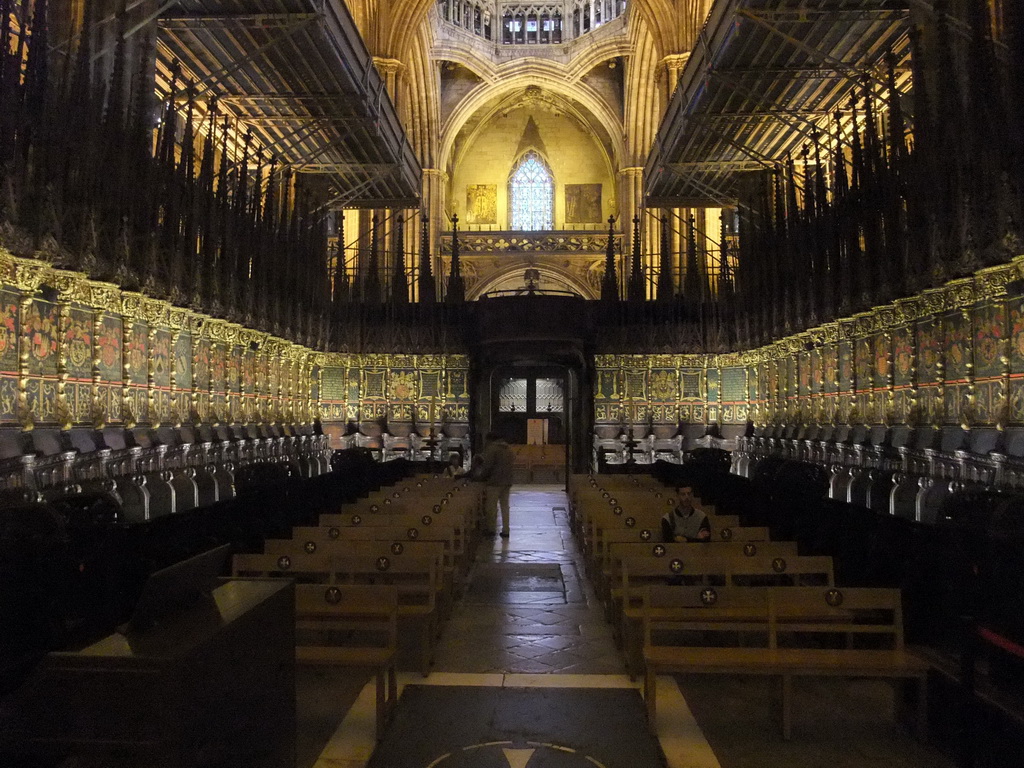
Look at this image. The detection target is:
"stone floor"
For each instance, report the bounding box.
[299,484,957,768]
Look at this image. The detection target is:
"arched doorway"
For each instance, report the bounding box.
[491,364,568,446]
[467,295,596,478]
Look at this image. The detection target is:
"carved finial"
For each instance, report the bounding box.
[55,399,74,431]
[994,396,1010,432]
[18,406,35,432]
[960,401,976,431]
[91,402,108,430]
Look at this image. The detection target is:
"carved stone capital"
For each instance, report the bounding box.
[373,57,404,77]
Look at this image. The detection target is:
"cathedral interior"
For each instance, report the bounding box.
[1,0,1023,766]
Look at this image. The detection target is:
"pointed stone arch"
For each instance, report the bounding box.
[468,262,599,300]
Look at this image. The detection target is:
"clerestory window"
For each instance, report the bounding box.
[509,152,554,231]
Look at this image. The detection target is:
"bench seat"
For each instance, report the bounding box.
[642,586,931,740]
[294,583,399,741]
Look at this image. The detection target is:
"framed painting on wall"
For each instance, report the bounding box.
[465,184,497,225]
[565,183,602,223]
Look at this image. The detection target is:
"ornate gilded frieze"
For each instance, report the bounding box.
[0,253,319,429]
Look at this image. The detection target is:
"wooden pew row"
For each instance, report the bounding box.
[642,585,930,740]
[264,533,457,621]
[598,538,797,612]
[570,477,704,538]
[616,553,835,676]
[574,486,696,543]
[294,583,398,741]
[233,552,438,676]
[583,503,741,580]
[317,510,473,567]
[354,477,482,513]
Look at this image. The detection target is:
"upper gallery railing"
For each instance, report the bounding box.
[437,0,626,44]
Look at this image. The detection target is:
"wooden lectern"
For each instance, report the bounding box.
[4,579,295,768]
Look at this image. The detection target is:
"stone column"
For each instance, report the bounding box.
[660,53,690,105]
[372,57,405,108]
[422,168,449,300]
[617,166,645,296]
[370,58,406,275]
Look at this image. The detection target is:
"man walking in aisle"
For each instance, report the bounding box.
[478,431,514,538]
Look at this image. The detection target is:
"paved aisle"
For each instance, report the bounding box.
[307,484,715,768]
[304,484,951,768]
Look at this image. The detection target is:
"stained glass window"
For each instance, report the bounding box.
[510,152,554,231]
[536,378,564,413]
[499,378,528,412]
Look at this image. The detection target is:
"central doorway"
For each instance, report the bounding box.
[467,295,595,476]
[492,365,567,446]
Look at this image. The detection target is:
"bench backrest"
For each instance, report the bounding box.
[642,585,905,653]
[294,583,398,652]
[643,584,772,647]
[331,554,437,611]
[622,553,835,593]
[232,552,332,582]
[728,555,834,587]
[265,538,449,591]
[607,540,798,577]
[769,586,905,648]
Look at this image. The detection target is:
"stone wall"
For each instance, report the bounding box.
[449,105,615,231]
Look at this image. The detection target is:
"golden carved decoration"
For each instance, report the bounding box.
[121,291,146,319]
[55,398,73,431]
[167,307,189,330]
[960,400,977,431]
[86,281,121,312]
[91,402,107,430]
[18,404,34,432]
[50,270,88,303]
[13,259,49,292]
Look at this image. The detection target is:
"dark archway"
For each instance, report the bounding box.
[466,296,595,476]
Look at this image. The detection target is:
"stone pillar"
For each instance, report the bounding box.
[374,57,414,272]
[618,166,644,237]
[617,166,642,289]
[422,167,449,299]
[372,57,405,110]
[660,53,690,105]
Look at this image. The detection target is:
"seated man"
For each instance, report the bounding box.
[443,454,464,478]
[661,485,710,543]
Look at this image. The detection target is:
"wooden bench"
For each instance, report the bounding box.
[617,554,834,676]
[319,507,473,565]
[268,534,456,623]
[233,550,439,676]
[232,552,334,583]
[642,585,930,740]
[332,554,439,677]
[293,583,398,741]
[584,504,739,577]
[601,539,798,614]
